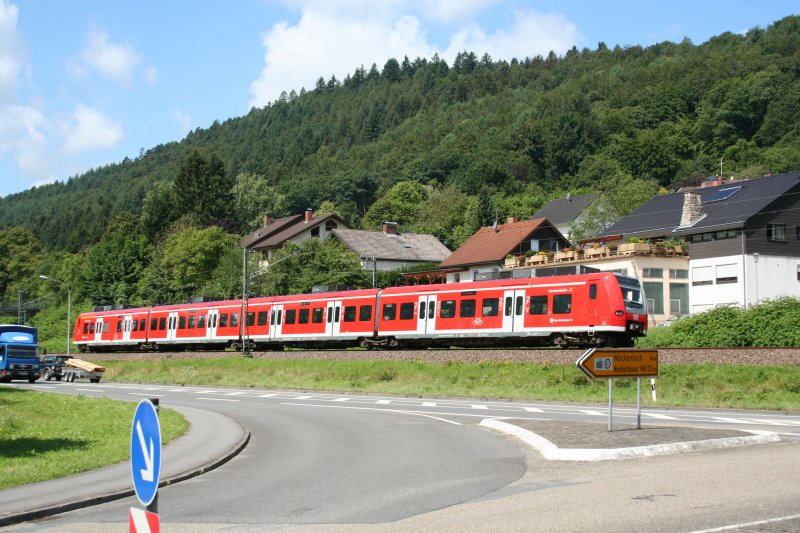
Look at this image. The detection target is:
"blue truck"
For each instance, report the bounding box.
[0,325,40,383]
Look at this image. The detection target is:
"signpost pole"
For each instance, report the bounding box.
[608,378,613,432]
[147,398,159,514]
[636,377,642,429]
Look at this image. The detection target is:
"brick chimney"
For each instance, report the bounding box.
[304,208,313,223]
[263,215,271,227]
[383,221,398,235]
[680,192,704,226]
[507,216,517,224]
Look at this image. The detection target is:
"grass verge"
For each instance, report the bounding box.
[0,388,188,490]
[100,357,800,411]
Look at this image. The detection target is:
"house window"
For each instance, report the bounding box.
[767,223,786,242]
[669,283,689,315]
[325,221,337,231]
[311,227,320,238]
[642,268,663,278]
[643,282,664,314]
[715,263,738,284]
[692,266,713,286]
[669,269,689,279]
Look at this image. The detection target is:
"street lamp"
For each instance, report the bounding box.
[39,275,71,356]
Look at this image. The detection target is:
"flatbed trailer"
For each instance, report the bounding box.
[61,358,105,383]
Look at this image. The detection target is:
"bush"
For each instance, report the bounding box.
[645,297,800,347]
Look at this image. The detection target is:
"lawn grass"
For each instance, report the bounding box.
[100,357,800,411]
[0,388,188,490]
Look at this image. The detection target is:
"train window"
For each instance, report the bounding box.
[553,294,572,314]
[504,297,513,316]
[179,316,187,329]
[343,306,357,322]
[515,296,524,316]
[440,300,456,318]
[270,310,275,326]
[530,296,547,315]
[285,309,296,324]
[383,303,397,321]
[132,320,138,332]
[277,310,282,325]
[83,323,89,334]
[198,316,206,329]
[419,302,426,319]
[211,314,216,328]
[460,299,476,318]
[589,284,597,299]
[300,308,310,324]
[428,303,435,319]
[245,312,254,327]
[188,316,196,329]
[327,307,333,323]
[117,321,123,333]
[230,313,239,327]
[312,308,324,323]
[159,317,167,330]
[219,314,228,328]
[334,307,340,323]
[482,298,499,317]
[103,323,109,333]
[257,311,268,326]
[399,302,415,320]
[359,305,372,322]
[150,318,157,330]
[89,323,95,334]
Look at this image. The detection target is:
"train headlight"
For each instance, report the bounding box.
[615,310,624,317]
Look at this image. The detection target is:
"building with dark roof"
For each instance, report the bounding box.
[241,209,349,262]
[532,192,598,241]
[600,171,800,313]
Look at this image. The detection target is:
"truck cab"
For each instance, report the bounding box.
[0,325,40,383]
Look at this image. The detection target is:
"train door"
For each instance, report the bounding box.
[416,295,437,336]
[269,304,283,341]
[326,300,342,337]
[123,315,133,342]
[94,318,103,343]
[502,289,526,333]
[166,311,179,342]
[206,309,219,341]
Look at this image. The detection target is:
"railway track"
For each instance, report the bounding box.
[77,347,800,365]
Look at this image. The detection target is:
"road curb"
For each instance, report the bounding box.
[480,418,781,461]
[0,422,250,528]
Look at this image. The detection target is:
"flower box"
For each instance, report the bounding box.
[617,242,652,255]
[526,254,547,265]
[584,247,605,258]
[555,250,576,262]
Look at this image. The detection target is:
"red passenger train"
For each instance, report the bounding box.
[72,272,648,352]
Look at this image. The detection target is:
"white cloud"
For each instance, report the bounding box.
[444,10,581,61]
[0,0,25,104]
[61,104,122,154]
[169,109,192,134]
[0,104,52,177]
[79,29,141,85]
[250,4,581,107]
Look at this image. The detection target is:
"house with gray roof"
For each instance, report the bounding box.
[600,171,800,315]
[330,223,452,273]
[532,192,598,242]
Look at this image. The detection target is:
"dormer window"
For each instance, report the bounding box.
[325,221,338,231]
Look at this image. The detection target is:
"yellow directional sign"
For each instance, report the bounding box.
[577,348,659,379]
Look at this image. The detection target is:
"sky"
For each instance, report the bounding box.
[0,1,797,198]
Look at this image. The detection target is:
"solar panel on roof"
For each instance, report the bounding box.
[704,186,742,203]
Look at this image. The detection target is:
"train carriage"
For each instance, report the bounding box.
[73,273,647,352]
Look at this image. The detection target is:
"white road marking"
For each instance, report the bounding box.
[224,392,250,396]
[282,402,462,425]
[689,513,800,532]
[523,407,544,412]
[130,393,165,397]
[643,413,679,420]
[580,410,606,416]
[74,388,102,393]
[257,393,277,397]
[471,405,488,410]
[422,402,436,407]
[713,417,750,424]
[376,400,392,405]
[294,395,313,400]
[332,398,350,402]
[197,397,240,402]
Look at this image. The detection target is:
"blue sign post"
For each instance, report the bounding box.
[131,399,162,507]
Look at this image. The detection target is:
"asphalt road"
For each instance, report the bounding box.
[4,381,800,532]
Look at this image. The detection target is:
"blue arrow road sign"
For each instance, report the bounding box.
[131,399,162,506]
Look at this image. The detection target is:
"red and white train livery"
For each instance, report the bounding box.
[72,272,648,352]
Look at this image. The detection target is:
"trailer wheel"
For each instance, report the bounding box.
[90,378,100,383]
